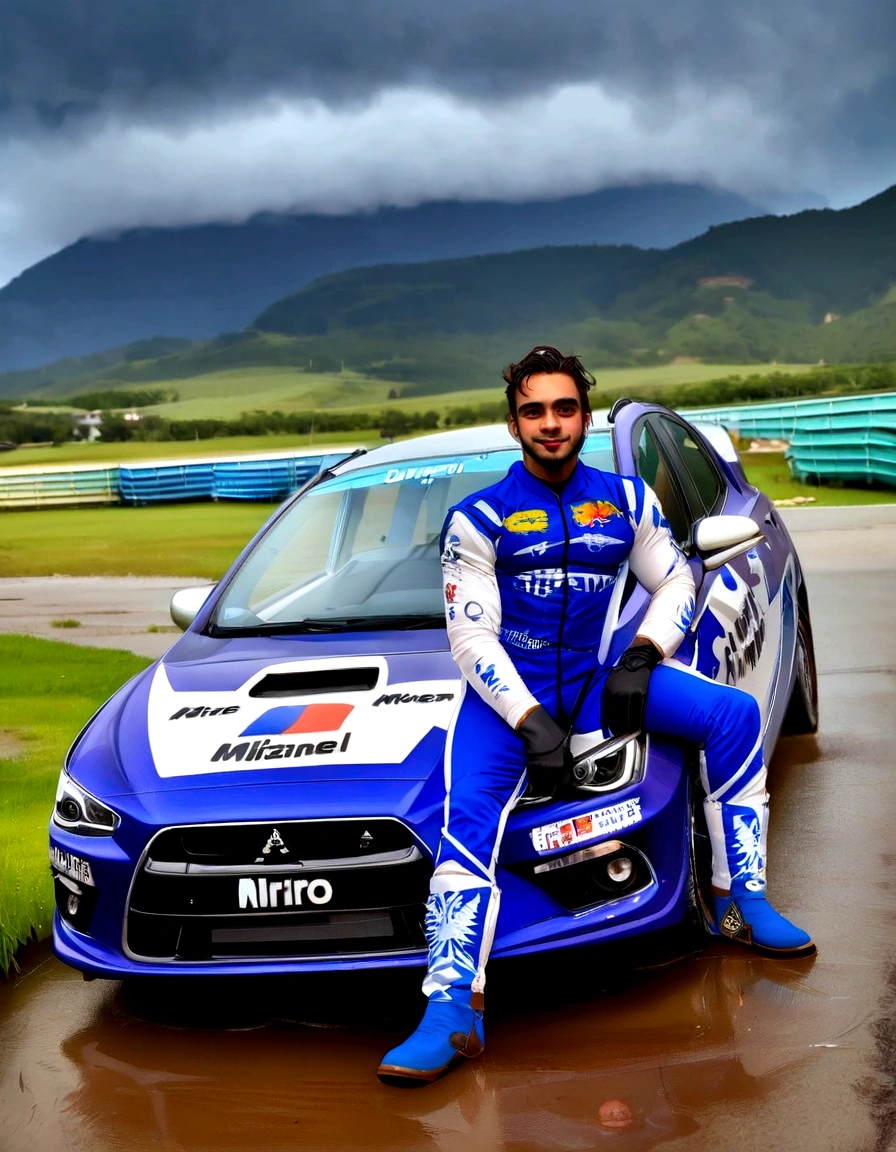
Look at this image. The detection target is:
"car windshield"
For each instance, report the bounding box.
[210,434,615,634]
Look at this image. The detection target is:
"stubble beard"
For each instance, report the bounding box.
[520,428,588,473]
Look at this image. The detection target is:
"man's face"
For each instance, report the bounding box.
[508,372,590,481]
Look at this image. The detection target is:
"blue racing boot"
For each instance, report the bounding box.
[378,875,492,1086]
[706,799,815,957]
[377,995,485,1086]
[713,892,815,956]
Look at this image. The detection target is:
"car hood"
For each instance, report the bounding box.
[68,631,461,800]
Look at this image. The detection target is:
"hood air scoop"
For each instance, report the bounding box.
[249,667,381,697]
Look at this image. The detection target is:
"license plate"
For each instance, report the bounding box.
[50,846,95,887]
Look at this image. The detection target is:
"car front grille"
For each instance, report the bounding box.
[126,818,431,961]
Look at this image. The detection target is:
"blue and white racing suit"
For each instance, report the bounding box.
[425,457,771,1000]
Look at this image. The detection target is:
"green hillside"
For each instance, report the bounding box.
[247,185,896,388]
[2,185,896,407]
[129,362,814,419]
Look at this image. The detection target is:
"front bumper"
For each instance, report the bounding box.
[50,738,694,978]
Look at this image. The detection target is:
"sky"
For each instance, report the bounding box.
[1,0,894,288]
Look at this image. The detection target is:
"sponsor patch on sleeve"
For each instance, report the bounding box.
[530,797,642,853]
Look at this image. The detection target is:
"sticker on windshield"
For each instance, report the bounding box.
[385,462,465,485]
[316,450,525,493]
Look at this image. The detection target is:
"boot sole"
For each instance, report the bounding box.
[377,1041,486,1087]
[377,1052,469,1087]
[747,938,817,959]
[720,934,817,959]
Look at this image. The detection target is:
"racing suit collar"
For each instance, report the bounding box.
[509,457,587,499]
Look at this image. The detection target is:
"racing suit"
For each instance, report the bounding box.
[378,457,811,1084]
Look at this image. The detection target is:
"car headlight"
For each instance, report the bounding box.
[570,733,644,793]
[53,770,120,836]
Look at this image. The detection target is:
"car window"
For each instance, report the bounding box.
[635,422,691,545]
[213,436,615,631]
[654,417,725,518]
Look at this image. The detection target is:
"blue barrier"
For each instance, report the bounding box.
[118,449,354,505]
[119,460,215,504]
[211,453,346,502]
[1,447,359,510]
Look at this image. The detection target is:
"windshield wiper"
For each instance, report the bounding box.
[208,613,446,636]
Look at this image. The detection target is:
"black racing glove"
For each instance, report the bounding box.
[601,641,663,736]
[517,706,570,799]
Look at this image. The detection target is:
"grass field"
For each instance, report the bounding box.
[740,453,896,506]
[135,362,813,420]
[0,432,368,469]
[144,367,404,418]
[0,503,278,578]
[0,635,150,973]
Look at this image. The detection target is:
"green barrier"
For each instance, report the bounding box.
[682,393,896,488]
[0,465,119,510]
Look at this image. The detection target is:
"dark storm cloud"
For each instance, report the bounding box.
[0,0,894,287]
[2,0,893,125]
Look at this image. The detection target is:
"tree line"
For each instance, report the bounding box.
[66,387,178,409]
[98,407,444,442]
[2,362,894,448]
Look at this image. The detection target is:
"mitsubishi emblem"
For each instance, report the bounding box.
[360,829,374,850]
[255,828,290,863]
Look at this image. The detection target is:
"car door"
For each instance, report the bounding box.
[613,404,788,737]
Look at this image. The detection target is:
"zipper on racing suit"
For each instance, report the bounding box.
[553,488,571,725]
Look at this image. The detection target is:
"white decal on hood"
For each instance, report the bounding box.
[146,660,460,777]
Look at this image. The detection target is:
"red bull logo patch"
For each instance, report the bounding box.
[569,498,622,528]
[503,509,549,534]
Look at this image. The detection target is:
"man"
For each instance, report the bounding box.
[377,345,813,1087]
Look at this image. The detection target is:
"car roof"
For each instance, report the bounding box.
[337,410,613,474]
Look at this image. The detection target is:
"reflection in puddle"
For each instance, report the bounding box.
[44,946,843,1152]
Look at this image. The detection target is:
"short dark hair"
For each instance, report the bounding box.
[503,345,595,417]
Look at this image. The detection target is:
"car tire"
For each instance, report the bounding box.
[684,778,715,943]
[782,611,819,735]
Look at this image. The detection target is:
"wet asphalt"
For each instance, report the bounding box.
[0,504,895,1151]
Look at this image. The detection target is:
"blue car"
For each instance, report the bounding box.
[49,402,818,979]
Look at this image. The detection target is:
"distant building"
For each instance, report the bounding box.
[73,410,103,442]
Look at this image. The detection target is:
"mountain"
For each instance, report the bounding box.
[4,185,895,403]
[257,187,896,333]
[245,184,896,383]
[0,184,761,371]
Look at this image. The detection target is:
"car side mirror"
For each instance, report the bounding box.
[693,515,764,571]
[170,586,216,631]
